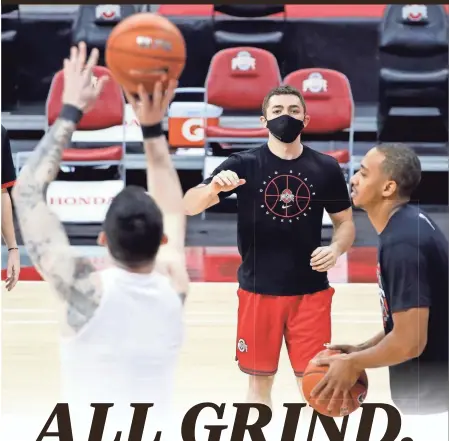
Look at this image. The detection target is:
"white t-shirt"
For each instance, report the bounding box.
[59,266,184,437]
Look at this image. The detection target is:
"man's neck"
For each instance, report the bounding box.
[115,259,155,274]
[367,199,408,234]
[267,136,303,160]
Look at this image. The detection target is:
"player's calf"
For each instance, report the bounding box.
[247,374,275,409]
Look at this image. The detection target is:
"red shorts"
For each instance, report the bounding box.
[235,287,335,377]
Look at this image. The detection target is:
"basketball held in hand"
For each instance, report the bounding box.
[302,349,369,417]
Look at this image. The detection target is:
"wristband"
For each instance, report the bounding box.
[59,104,83,124]
[141,123,163,139]
[8,247,18,252]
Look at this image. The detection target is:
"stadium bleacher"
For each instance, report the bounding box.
[1,4,448,230]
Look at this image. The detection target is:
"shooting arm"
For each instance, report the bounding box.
[12,118,100,331]
[144,135,189,297]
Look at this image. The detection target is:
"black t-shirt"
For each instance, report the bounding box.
[378,204,448,415]
[202,144,351,295]
[2,125,16,190]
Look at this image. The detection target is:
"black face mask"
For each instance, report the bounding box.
[266,115,304,144]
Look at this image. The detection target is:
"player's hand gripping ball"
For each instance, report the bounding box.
[302,349,368,417]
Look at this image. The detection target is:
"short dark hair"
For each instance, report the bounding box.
[262,85,307,117]
[375,144,422,199]
[103,185,163,267]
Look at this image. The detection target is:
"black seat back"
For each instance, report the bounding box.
[380,4,448,57]
[212,4,287,73]
[212,5,286,46]
[214,5,285,17]
[379,4,448,74]
[377,5,448,142]
[72,5,138,65]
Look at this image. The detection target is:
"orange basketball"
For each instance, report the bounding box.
[302,349,368,417]
[105,12,186,94]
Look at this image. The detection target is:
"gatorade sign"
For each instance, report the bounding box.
[182,118,205,143]
[168,102,223,147]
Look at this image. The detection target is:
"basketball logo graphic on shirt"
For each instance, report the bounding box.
[377,263,390,325]
[237,339,248,352]
[260,171,315,222]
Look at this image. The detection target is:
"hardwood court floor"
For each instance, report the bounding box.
[1,281,396,439]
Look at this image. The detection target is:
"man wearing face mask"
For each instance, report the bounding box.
[183,85,355,407]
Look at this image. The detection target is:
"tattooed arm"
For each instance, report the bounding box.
[12,43,107,332]
[12,119,101,331]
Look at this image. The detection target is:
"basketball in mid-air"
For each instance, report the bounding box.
[105,12,186,94]
[301,349,369,417]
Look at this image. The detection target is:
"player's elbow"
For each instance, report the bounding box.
[182,188,207,216]
[403,336,427,359]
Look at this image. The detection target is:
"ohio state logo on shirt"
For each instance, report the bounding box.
[259,170,316,222]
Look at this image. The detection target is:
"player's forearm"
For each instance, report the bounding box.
[143,136,184,216]
[349,331,418,370]
[12,117,75,249]
[14,118,74,193]
[357,331,385,351]
[183,184,219,216]
[11,116,87,282]
[330,219,355,256]
[1,191,17,248]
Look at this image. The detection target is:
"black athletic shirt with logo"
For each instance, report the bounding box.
[202,144,351,295]
[377,204,448,415]
[1,125,16,190]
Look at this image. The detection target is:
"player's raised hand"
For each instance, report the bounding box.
[62,42,108,112]
[210,170,246,194]
[124,80,178,126]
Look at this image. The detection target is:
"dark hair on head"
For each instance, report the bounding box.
[375,143,422,199]
[262,85,307,117]
[103,185,163,268]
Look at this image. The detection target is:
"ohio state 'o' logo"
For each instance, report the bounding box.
[264,174,311,218]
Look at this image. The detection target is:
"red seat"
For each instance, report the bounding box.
[205,126,268,138]
[204,47,281,144]
[62,145,124,162]
[283,68,355,179]
[46,65,126,180]
[324,149,350,164]
[47,66,124,130]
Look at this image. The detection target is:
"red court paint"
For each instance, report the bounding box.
[1,246,378,284]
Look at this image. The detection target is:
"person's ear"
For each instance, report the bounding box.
[382,180,397,198]
[97,231,107,247]
[303,113,310,128]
